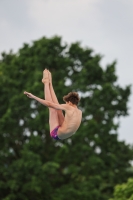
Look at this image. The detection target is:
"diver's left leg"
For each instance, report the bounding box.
[42,69,59,132]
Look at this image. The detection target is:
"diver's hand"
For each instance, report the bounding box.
[24,91,34,99]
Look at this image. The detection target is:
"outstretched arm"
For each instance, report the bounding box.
[24,91,67,111]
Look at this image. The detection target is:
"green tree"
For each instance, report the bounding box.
[0,36,133,200]
[110,176,133,200]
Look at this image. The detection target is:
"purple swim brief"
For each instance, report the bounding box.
[50,126,60,140]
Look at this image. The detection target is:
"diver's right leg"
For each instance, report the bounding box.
[42,69,59,132]
[48,70,64,125]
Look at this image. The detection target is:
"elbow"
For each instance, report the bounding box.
[45,101,57,109]
[47,102,53,108]
[47,102,51,107]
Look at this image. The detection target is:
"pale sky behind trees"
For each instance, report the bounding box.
[0,0,133,144]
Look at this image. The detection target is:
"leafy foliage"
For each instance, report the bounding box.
[0,36,133,200]
[110,175,133,200]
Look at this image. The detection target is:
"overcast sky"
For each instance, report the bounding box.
[0,0,133,144]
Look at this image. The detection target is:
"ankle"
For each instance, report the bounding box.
[42,78,49,84]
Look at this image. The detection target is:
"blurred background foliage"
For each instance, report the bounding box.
[0,36,133,200]
[110,175,133,200]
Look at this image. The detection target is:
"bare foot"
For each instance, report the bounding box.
[42,69,49,84]
[48,70,52,84]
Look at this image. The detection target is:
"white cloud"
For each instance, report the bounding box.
[27,0,102,38]
[28,0,100,21]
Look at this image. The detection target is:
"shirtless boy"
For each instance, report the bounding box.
[24,69,82,140]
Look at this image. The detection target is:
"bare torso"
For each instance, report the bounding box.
[57,105,82,139]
